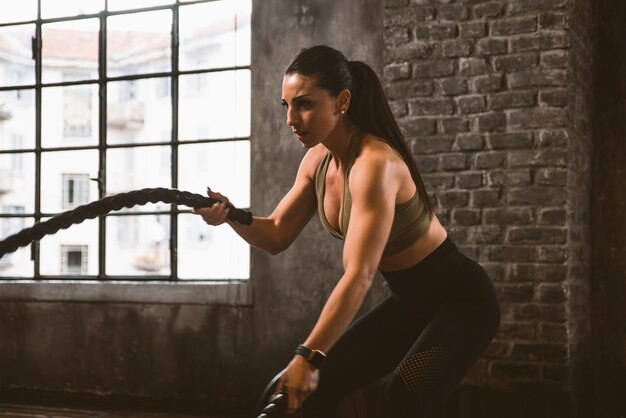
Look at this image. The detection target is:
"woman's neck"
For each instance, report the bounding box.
[323,121,360,168]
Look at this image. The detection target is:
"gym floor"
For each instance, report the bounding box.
[0,391,248,418]
[0,402,245,418]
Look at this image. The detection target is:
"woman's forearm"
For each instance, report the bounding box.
[302,271,374,353]
[226,216,284,255]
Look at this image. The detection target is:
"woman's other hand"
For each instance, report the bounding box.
[191,187,231,226]
[276,355,319,414]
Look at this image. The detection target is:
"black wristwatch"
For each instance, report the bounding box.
[295,344,327,370]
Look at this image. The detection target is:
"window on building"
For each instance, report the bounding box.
[63,86,93,138]
[0,0,251,281]
[62,173,90,209]
[61,245,88,274]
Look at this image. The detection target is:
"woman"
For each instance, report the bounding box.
[192,45,500,417]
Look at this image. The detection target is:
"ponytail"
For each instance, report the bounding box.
[345,60,432,218]
[286,46,433,218]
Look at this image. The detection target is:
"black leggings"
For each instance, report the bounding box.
[301,237,500,418]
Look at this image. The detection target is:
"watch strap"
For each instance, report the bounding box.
[295,344,327,370]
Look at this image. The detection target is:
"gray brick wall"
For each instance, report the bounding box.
[383,0,592,400]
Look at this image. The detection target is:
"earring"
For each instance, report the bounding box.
[340,110,345,114]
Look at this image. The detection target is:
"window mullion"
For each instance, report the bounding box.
[170,3,180,281]
[33,0,42,280]
[97,10,108,280]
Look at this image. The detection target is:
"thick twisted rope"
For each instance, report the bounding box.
[0,187,252,258]
[256,391,287,417]
[256,372,288,418]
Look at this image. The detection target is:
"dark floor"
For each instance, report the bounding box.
[0,402,244,418]
[0,391,247,418]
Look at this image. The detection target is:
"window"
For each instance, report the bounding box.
[61,245,88,274]
[62,173,90,209]
[0,0,251,282]
[63,86,93,137]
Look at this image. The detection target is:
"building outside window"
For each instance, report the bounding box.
[0,0,251,281]
[63,86,93,138]
[61,173,90,209]
[61,244,88,274]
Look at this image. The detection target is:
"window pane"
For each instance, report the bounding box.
[41,84,98,148]
[107,10,172,77]
[179,69,250,140]
[40,217,98,276]
[108,0,174,12]
[0,90,36,150]
[41,150,99,214]
[235,0,252,67]
[0,24,36,87]
[180,0,251,71]
[106,146,171,213]
[107,77,171,144]
[0,153,35,213]
[42,19,99,84]
[178,141,249,208]
[0,217,34,277]
[41,0,104,19]
[177,213,248,279]
[0,1,37,23]
[106,214,170,276]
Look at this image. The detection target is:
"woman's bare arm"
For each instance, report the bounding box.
[194,147,324,255]
[302,150,399,352]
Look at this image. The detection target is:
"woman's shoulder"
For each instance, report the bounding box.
[357,132,402,165]
[348,133,403,201]
[303,143,330,165]
[299,144,330,180]
[349,133,399,180]
[351,132,408,190]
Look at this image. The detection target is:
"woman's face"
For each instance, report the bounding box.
[281,73,342,148]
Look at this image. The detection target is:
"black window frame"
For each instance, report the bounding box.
[0,0,251,282]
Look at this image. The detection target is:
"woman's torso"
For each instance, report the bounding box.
[313,130,447,271]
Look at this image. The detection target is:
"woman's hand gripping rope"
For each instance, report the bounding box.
[191,187,233,226]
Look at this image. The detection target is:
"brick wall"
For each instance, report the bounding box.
[383,0,593,408]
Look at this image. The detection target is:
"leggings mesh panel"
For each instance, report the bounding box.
[394,346,449,394]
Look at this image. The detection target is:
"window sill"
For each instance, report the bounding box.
[0,280,253,306]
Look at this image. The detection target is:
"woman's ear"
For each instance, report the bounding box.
[337,89,352,114]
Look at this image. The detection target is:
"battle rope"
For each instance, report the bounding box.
[257,391,288,417]
[0,187,253,258]
[256,371,288,417]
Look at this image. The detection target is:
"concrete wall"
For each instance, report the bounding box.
[248,0,387,405]
[0,0,385,410]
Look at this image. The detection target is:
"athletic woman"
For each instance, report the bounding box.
[191,45,500,417]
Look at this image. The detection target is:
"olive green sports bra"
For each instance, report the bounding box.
[314,130,431,256]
